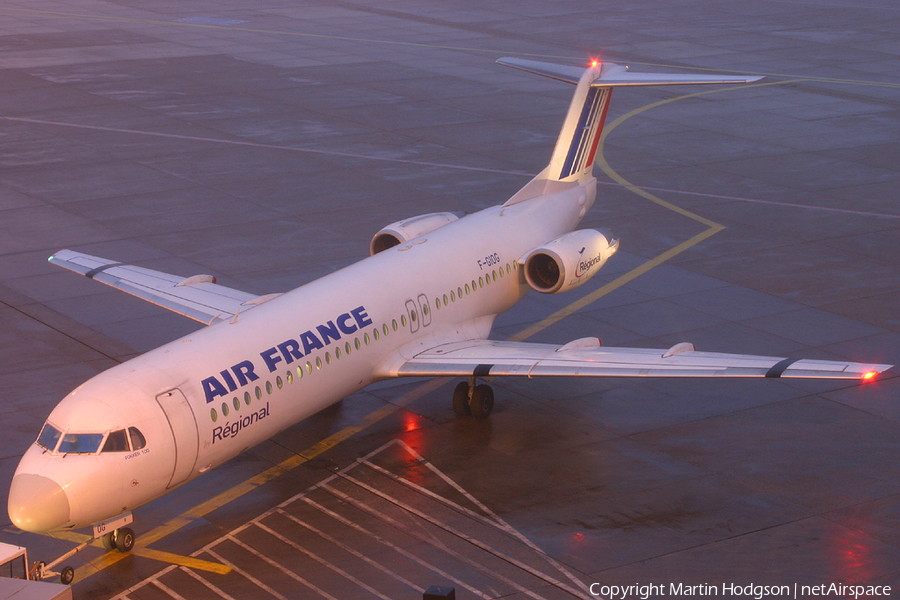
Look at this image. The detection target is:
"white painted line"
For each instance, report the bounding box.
[321,482,551,600]
[205,547,290,600]
[109,565,178,600]
[335,472,586,598]
[152,579,189,600]
[382,440,592,595]
[296,497,492,600]
[254,520,395,600]
[180,566,238,600]
[273,508,425,595]
[225,534,340,600]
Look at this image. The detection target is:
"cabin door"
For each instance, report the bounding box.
[155,388,200,489]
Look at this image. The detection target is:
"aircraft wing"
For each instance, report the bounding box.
[380,338,891,380]
[49,250,277,325]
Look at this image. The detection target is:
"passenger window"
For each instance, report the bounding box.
[59,433,104,454]
[129,428,146,450]
[37,423,62,452]
[102,429,130,453]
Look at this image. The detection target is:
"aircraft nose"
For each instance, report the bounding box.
[8,474,71,533]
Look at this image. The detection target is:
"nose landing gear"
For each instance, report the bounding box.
[100,527,136,553]
[452,377,494,418]
[95,512,136,553]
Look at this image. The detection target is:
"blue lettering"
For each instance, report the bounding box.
[277,339,302,364]
[351,305,373,329]
[232,360,259,386]
[300,330,324,354]
[316,321,341,345]
[220,369,237,392]
[202,376,228,403]
[260,347,283,372]
[336,313,357,335]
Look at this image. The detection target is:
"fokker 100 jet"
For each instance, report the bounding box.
[8,58,892,565]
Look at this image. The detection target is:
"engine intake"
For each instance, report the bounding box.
[523,229,618,294]
[370,211,465,255]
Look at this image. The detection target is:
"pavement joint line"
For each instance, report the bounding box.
[62,67,749,586]
[4,6,900,90]
[0,116,535,178]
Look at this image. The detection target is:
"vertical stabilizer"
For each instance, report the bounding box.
[548,65,610,182]
[497,57,762,204]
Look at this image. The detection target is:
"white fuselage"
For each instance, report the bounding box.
[11,179,595,532]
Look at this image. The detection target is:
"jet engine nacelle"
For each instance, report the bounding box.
[523,229,619,294]
[370,211,465,255]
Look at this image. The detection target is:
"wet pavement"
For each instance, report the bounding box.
[1,0,899,598]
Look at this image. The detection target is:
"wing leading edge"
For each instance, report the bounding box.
[379,338,891,381]
[49,250,275,325]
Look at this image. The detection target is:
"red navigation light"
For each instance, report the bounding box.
[862,370,878,381]
[590,59,600,68]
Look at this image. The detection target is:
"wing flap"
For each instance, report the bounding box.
[50,250,266,325]
[384,340,891,381]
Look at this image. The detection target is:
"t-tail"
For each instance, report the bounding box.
[498,57,763,201]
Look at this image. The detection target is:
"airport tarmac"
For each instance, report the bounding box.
[1,0,899,598]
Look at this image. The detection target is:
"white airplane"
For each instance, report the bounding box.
[8,58,891,561]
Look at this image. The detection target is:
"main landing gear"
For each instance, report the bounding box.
[453,377,494,419]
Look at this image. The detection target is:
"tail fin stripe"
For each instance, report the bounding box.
[559,87,610,180]
[583,88,612,170]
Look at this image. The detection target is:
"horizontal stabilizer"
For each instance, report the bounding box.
[49,250,269,325]
[379,339,891,381]
[497,57,763,87]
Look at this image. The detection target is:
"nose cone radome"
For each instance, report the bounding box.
[8,474,71,533]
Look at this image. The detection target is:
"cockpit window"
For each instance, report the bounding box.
[128,427,146,451]
[102,429,130,453]
[36,423,62,452]
[58,433,104,454]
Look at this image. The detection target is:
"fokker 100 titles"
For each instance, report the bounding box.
[201,306,373,403]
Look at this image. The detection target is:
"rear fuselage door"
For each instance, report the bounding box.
[155,388,199,489]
